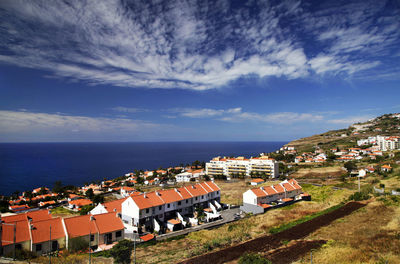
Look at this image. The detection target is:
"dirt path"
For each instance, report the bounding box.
[179,202,365,264]
[264,240,326,264]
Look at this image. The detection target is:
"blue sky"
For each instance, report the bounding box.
[0,0,399,142]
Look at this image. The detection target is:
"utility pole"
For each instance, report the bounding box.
[358,176,361,192]
[134,232,136,264]
[89,228,91,264]
[310,251,313,264]
[13,223,16,261]
[49,224,51,264]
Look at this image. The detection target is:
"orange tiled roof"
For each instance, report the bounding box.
[63,215,98,238]
[251,188,267,198]
[258,203,271,209]
[282,182,295,192]
[31,218,65,244]
[1,220,30,246]
[69,199,93,207]
[140,233,155,241]
[2,209,52,223]
[251,178,264,183]
[167,219,181,225]
[91,212,124,234]
[103,198,126,213]
[263,186,277,195]
[273,184,285,194]
[288,179,302,190]
[282,198,293,202]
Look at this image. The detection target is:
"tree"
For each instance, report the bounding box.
[53,181,63,194]
[79,205,95,215]
[93,195,104,204]
[85,188,94,199]
[344,161,357,172]
[68,237,88,253]
[109,239,133,264]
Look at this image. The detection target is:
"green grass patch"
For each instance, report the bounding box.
[50,206,78,215]
[269,203,345,234]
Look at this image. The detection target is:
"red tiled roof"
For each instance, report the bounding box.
[251,178,264,183]
[1,220,30,246]
[258,203,271,209]
[31,218,65,244]
[63,215,98,238]
[168,219,181,225]
[263,186,277,195]
[282,198,293,202]
[91,213,124,234]
[103,198,126,213]
[140,233,155,241]
[9,205,30,212]
[2,209,52,223]
[69,199,93,207]
[282,183,295,192]
[273,184,285,194]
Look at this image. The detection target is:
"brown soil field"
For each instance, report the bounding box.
[179,202,365,264]
[264,240,326,264]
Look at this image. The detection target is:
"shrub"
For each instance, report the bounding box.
[68,237,88,253]
[5,249,37,260]
[348,191,370,201]
[238,253,272,264]
[109,239,133,264]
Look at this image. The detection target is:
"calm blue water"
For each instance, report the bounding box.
[0,142,286,196]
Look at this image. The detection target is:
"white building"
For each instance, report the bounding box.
[377,135,400,151]
[205,156,279,178]
[118,181,221,232]
[241,179,303,214]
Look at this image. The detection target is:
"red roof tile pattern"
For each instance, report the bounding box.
[91,213,124,235]
[31,218,65,244]
[63,215,98,238]
[1,220,30,246]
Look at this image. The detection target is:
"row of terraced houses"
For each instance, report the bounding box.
[90,181,221,233]
[0,210,124,256]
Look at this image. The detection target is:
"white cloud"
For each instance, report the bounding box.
[327,115,373,125]
[172,107,324,124]
[111,107,148,113]
[0,110,163,141]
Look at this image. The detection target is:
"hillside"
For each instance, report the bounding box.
[286,113,400,153]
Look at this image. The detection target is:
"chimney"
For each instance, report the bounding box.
[156,191,160,196]
[260,187,264,190]
[174,188,179,193]
[113,208,117,212]
[143,193,147,198]
[30,224,34,230]
[90,215,95,221]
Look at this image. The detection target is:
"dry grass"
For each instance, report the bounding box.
[291,166,344,179]
[216,179,281,205]
[132,185,352,264]
[295,200,400,264]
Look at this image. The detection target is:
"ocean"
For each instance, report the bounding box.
[0,141,286,196]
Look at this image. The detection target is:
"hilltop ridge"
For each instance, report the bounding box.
[286,113,400,152]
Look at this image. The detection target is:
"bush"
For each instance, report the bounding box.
[5,249,37,260]
[348,191,370,201]
[109,239,133,264]
[68,237,89,253]
[238,253,272,264]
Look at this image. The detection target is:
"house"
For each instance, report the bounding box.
[30,218,66,255]
[90,198,127,215]
[381,165,392,172]
[250,178,264,186]
[32,187,50,194]
[39,200,56,208]
[9,204,31,213]
[68,199,93,211]
[63,212,124,251]
[120,187,137,197]
[241,179,303,214]
[0,210,54,255]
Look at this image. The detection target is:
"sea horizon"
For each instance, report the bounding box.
[0,141,287,196]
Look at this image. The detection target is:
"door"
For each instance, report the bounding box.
[104,233,112,244]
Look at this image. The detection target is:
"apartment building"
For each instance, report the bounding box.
[205,156,279,178]
[376,135,400,151]
[241,179,304,214]
[118,181,221,233]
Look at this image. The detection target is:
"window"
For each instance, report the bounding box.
[146,208,149,213]
[36,244,42,252]
[217,191,219,195]
[186,199,188,203]
[116,231,122,238]
[201,195,204,199]
[159,206,162,210]
[90,234,95,241]
[178,201,181,206]
[195,197,198,201]
[167,203,170,208]
[15,244,22,250]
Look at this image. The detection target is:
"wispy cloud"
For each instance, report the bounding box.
[0,0,397,90]
[111,106,149,113]
[171,107,324,124]
[0,110,164,141]
[326,115,373,125]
